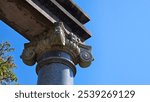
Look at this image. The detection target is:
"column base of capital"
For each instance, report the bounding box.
[36,55,76,76]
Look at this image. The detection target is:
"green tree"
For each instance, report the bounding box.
[0,42,17,85]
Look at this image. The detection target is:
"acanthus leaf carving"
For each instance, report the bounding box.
[21,22,93,68]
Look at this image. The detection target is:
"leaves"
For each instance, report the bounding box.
[0,42,14,58]
[0,42,17,85]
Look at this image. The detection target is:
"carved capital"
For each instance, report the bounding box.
[21,22,93,68]
[21,45,36,66]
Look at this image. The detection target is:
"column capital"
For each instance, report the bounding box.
[21,22,94,68]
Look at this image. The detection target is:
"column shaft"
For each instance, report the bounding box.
[36,51,76,85]
[37,63,73,85]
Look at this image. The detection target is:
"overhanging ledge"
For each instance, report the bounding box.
[0,0,91,41]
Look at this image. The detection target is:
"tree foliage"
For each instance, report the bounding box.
[0,42,17,85]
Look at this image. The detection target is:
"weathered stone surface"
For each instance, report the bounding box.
[55,0,90,24]
[0,0,52,41]
[21,22,94,68]
[0,0,91,41]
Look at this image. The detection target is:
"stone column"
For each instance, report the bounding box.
[21,22,93,85]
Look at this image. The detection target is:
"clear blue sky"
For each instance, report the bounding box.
[1,0,150,85]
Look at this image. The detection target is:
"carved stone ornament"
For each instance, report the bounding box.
[21,22,94,68]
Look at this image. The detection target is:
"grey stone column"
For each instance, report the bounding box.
[21,22,93,85]
[36,51,76,85]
